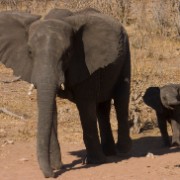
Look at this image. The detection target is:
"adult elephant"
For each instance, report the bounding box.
[0,9,131,178]
[143,84,180,147]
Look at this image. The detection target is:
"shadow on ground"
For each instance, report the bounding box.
[131,136,179,157]
[55,136,180,177]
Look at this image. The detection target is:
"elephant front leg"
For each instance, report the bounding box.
[97,100,116,156]
[114,79,132,154]
[77,101,106,164]
[50,103,63,170]
[171,107,180,147]
[157,114,171,147]
[171,119,180,147]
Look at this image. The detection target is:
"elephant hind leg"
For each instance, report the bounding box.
[50,103,63,170]
[113,77,132,154]
[97,100,116,156]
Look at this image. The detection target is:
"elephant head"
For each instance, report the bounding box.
[160,84,180,110]
[143,85,180,112]
[0,10,125,177]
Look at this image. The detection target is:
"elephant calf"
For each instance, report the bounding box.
[143,84,180,147]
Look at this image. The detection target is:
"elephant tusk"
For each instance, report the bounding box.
[28,84,35,96]
[60,83,65,91]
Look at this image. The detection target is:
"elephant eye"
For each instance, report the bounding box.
[28,49,33,59]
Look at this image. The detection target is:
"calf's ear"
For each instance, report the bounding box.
[143,87,163,113]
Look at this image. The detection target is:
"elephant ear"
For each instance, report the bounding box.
[66,14,125,75]
[143,87,164,113]
[0,11,41,82]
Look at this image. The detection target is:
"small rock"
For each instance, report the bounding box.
[2,140,14,147]
[19,158,29,162]
[6,140,14,144]
[174,164,180,168]
[146,152,155,158]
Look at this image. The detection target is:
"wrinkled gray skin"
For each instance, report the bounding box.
[143,84,180,147]
[0,8,131,178]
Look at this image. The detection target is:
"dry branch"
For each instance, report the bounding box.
[1,76,21,83]
[0,107,25,120]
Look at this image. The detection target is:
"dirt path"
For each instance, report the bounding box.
[0,135,180,180]
[0,66,180,180]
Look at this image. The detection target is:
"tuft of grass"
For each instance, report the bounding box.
[0,0,18,5]
[0,0,18,10]
[152,0,180,37]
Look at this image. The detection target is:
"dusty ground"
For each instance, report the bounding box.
[0,136,180,180]
[0,65,180,180]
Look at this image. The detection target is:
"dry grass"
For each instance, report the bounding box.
[0,0,179,144]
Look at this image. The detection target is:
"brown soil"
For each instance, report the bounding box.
[0,134,180,180]
[0,65,180,180]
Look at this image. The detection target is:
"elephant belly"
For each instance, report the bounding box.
[72,63,121,103]
[98,67,120,102]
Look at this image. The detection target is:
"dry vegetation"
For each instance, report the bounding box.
[0,0,180,146]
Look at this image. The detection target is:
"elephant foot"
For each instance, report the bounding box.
[102,143,116,156]
[171,139,180,147]
[83,153,107,164]
[171,134,180,147]
[162,138,171,147]
[116,137,132,154]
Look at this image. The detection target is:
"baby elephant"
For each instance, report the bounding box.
[143,84,180,147]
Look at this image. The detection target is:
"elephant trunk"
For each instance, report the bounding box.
[168,100,180,107]
[36,83,57,177]
[161,96,180,110]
